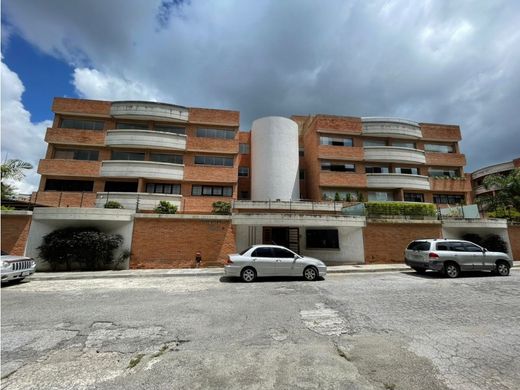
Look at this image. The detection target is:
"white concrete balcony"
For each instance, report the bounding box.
[367,173,431,190]
[471,161,514,180]
[110,101,189,122]
[364,146,426,164]
[96,192,182,211]
[361,117,422,139]
[106,129,186,150]
[101,161,184,181]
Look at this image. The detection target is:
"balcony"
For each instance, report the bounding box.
[106,129,187,150]
[367,173,430,190]
[101,161,184,181]
[364,146,426,164]
[429,178,472,192]
[96,192,182,211]
[45,128,105,146]
[110,101,189,122]
[361,117,422,139]
[472,161,514,180]
[38,159,101,177]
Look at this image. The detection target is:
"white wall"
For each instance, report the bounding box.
[301,227,365,264]
[442,226,512,256]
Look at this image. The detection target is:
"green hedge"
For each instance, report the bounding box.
[365,202,437,217]
[488,208,520,222]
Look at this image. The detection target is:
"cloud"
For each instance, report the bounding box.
[1,58,52,194]
[3,0,520,171]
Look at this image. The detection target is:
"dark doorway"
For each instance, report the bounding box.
[262,227,300,254]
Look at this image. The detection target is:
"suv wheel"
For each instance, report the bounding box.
[496,261,510,276]
[444,262,460,278]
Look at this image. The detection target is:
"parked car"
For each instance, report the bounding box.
[1,251,36,284]
[404,239,512,278]
[225,245,327,282]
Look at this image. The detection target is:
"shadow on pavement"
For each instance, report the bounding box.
[403,270,507,279]
[219,276,325,283]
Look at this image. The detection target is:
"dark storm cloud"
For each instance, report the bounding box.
[3,0,520,171]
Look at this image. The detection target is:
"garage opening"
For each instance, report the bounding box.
[262,227,300,254]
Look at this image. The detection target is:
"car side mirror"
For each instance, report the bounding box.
[482,248,487,253]
[294,254,299,260]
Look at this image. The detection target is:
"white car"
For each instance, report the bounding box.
[1,251,36,284]
[225,245,327,282]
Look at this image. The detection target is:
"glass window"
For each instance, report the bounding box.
[154,125,185,135]
[146,183,181,194]
[395,167,418,175]
[238,167,249,177]
[252,247,274,257]
[55,149,99,161]
[306,229,339,249]
[45,179,94,192]
[202,186,213,196]
[299,149,304,157]
[273,248,295,258]
[368,191,394,201]
[429,168,459,177]
[392,141,416,148]
[239,191,249,199]
[150,153,183,164]
[436,244,449,251]
[105,181,138,192]
[239,143,250,154]
[320,136,353,147]
[425,144,454,153]
[194,156,233,167]
[365,166,389,174]
[60,118,104,130]
[464,243,482,252]
[433,194,464,204]
[321,162,355,172]
[116,122,148,130]
[299,169,305,180]
[197,128,235,139]
[191,185,202,196]
[449,242,466,252]
[407,241,431,251]
[363,139,386,147]
[223,187,233,196]
[404,193,424,202]
[111,151,145,161]
[191,185,233,196]
[212,186,223,196]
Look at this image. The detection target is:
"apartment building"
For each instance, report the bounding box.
[33,98,240,213]
[471,157,520,204]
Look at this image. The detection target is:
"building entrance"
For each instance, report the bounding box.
[262,227,300,254]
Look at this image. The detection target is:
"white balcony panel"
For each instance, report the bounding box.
[96,192,182,211]
[364,146,426,164]
[367,173,431,190]
[471,161,514,180]
[101,161,184,180]
[362,117,422,139]
[106,129,186,150]
[111,101,189,122]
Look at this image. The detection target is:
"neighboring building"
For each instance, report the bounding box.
[471,158,520,204]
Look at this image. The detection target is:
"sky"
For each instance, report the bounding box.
[1,0,519,194]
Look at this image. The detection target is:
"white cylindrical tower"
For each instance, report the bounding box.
[251,116,300,201]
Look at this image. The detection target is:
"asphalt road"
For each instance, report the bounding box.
[2,270,519,390]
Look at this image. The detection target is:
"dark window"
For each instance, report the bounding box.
[395,167,418,175]
[146,183,181,194]
[252,247,274,257]
[436,244,449,251]
[365,166,389,174]
[404,193,424,202]
[191,185,202,196]
[299,149,304,157]
[197,128,235,139]
[60,118,104,130]
[104,181,138,192]
[154,125,185,135]
[45,179,94,192]
[425,144,454,153]
[392,141,415,148]
[464,243,482,252]
[407,241,431,251]
[449,242,466,252]
[429,168,459,177]
[150,153,183,164]
[116,122,148,130]
[272,248,295,258]
[238,167,249,177]
[320,136,353,147]
[306,229,339,249]
[321,162,355,172]
[194,156,233,167]
[239,246,253,255]
[299,169,305,180]
[239,191,250,199]
[239,143,250,154]
[111,151,145,161]
[433,194,465,204]
[54,149,99,161]
[363,139,386,147]
[191,185,233,197]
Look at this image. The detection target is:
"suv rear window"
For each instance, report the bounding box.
[407,241,431,251]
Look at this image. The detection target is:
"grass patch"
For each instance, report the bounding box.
[127,354,145,369]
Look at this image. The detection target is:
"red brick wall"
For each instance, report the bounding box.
[130,217,236,268]
[45,128,106,146]
[1,214,32,255]
[319,172,367,188]
[53,97,111,116]
[315,116,362,133]
[38,159,101,177]
[420,123,461,141]
[508,225,520,261]
[363,222,443,263]
[318,145,364,161]
[188,108,239,126]
[425,152,466,167]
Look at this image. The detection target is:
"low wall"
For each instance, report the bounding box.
[131,215,236,268]
[508,224,520,261]
[1,212,32,255]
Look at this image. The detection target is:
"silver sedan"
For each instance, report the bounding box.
[225,245,327,282]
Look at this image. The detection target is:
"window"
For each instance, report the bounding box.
[272,248,295,258]
[320,136,353,147]
[368,191,394,201]
[154,125,185,135]
[104,181,138,192]
[407,241,431,251]
[299,149,304,157]
[45,179,94,192]
[392,141,415,148]
[306,229,339,249]
[395,167,418,175]
[464,243,482,252]
[116,122,148,130]
[321,162,355,172]
[150,153,183,164]
[54,149,99,161]
[238,167,249,177]
[363,139,386,147]
[436,244,449,251]
[197,128,235,139]
[425,144,454,153]
[252,247,274,257]
[429,168,459,177]
[111,151,145,161]
[299,169,305,180]
[60,118,104,130]
[239,191,250,199]
[191,185,233,196]
[449,242,466,252]
[365,166,389,174]
[194,156,234,167]
[404,193,424,202]
[239,143,250,154]
[146,183,181,194]
[433,194,465,204]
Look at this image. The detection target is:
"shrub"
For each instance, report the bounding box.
[481,234,508,253]
[154,201,178,214]
[356,191,364,202]
[38,227,123,271]
[488,208,520,222]
[345,193,353,202]
[104,201,124,209]
[334,192,341,201]
[365,202,437,217]
[461,233,482,246]
[1,205,14,211]
[212,201,231,215]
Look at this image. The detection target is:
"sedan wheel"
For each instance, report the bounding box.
[496,262,510,276]
[303,266,318,281]
[241,267,256,283]
[444,263,460,278]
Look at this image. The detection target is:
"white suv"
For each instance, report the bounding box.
[1,251,36,283]
[405,239,512,278]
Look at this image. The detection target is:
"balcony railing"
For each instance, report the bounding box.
[100,160,184,181]
[106,129,187,150]
[364,146,426,164]
[361,117,422,139]
[96,192,182,211]
[110,101,189,121]
[366,173,431,190]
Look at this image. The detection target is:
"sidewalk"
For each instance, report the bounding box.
[30,261,520,281]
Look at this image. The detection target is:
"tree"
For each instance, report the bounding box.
[480,168,520,211]
[212,201,231,215]
[154,200,178,214]
[1,159,33,199]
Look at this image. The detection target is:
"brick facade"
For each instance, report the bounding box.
[1,214,32,255]
[508,225,520,261]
